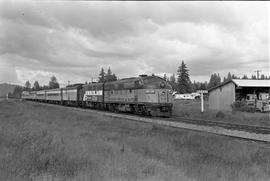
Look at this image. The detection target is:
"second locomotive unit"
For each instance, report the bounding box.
[22,75,173,117]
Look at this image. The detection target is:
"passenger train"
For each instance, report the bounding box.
[22,75,173,117]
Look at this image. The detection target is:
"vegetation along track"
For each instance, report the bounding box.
[20,100,270,143]
[170,116,270,135]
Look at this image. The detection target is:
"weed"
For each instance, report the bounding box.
[216,111,225,118]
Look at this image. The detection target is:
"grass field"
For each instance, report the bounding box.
[0,99,270,181]
[173,99,270,127]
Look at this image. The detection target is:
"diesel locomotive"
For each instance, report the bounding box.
[22,75,173,117]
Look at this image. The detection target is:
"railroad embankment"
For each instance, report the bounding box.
[0,99,270,181]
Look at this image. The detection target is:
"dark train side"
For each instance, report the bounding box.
[22,75,173,117]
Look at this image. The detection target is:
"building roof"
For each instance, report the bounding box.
[208,79,270,92]
[232,79,270,87]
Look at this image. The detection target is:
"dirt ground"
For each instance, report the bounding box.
[173,99,270,127]
[0,99,270,181]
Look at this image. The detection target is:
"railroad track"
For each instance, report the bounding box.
[169,117,270,135]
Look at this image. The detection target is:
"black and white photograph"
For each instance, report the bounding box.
[0,1,269,180]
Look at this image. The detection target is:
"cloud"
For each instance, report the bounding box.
[0,1,268,86]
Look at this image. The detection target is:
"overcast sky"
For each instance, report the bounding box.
[0,1,269,86]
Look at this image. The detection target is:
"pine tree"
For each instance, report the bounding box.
[163,74,168,81]
[207,73,221,89]
[25,81,31,91]
[105,67,117,82]
[12,86,24,98]
[49,75,60,89]
[33,81,40,91]
[241,75,248,79]
[111,74,117,81]
[177,61,192,93]
[98,67,105,83]
[251,75,257,80]
[227,72,232,80]
[232,74,238,79]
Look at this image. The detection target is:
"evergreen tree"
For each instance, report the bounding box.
[201,81,207,90]
[12,86,24,98]
[177,61,192,93]
[25,81,31,91]
[227,72,232,80]
[207,73,221,89]
[223,72,232,82]
[105,67,117,82]
[33,81,40,91]
[223,77,226,83]
[98,67,106,83]
[191,81,208,92]
[241,75,248,79]
[232,74,238,79]
[111,73,117,81]
[49,75,60,89]
[251,75,257,79]
[163,74,168,81]
[169,73,177,91]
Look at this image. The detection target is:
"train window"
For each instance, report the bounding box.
[129,89,132,93]
[111,91,113,94]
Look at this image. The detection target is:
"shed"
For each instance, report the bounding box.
[208,79,270,111]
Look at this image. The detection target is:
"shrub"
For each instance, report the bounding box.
[231,101,255,112]
[216,111,225,118]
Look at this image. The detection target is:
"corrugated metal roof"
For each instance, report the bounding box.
[232,79,270,87]
[208,79,270,92]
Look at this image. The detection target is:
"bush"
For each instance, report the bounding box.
[216,111,225,118]
[231,101,255,112]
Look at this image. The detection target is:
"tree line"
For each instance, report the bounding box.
[8,63,269,98]
[166,60,270,94]
[9,67,118,98]
[8,76,60,98]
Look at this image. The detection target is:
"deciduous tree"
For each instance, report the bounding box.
[49,75,59,89]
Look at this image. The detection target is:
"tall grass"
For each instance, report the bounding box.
[1,100,270,181]
[0,129,86,181]
[173,99,270,127]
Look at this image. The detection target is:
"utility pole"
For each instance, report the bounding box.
[198,90,208,113]
[254,70,261,79]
